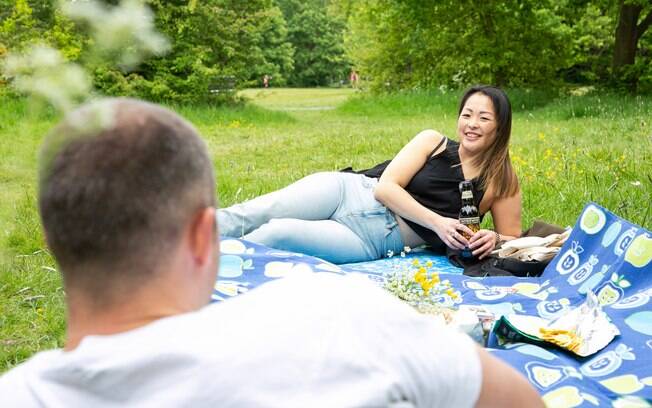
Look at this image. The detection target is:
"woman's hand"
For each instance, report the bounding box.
[469,229,498,259]
[433,216,474,251]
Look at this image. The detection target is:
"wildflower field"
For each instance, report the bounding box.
[1,87,651,371]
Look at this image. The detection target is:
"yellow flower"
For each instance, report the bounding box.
[414,268,426,284]
[412,259,420,266]
[425,260,433,268]
[421,280,434,292]
[446,288,455,296]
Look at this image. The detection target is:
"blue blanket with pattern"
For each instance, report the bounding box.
[213,203,652,407]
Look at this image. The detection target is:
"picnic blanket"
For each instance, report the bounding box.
[213,202,652,407]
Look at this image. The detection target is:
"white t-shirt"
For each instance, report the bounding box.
[0,272,481,407]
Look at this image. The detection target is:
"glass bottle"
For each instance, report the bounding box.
[459,180,480,258]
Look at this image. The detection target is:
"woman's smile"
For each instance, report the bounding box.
[457,92,497,153]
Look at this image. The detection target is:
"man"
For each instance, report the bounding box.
[0,98,542,407]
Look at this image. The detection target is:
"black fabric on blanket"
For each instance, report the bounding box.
[448,220,566,278]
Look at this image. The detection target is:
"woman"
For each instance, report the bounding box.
[218,85,521,264]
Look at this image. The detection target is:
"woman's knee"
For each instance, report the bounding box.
[244,218,306,248]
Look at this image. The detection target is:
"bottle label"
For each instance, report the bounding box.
[461,190,473,200]
[460,216,480,225]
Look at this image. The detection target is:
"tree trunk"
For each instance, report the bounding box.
[613,1,641,70]
[612,1,652,91]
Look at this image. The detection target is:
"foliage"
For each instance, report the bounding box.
[277,0,350,86]
[4,0,652,95]
[105,0,295,102]
[0,0,296,103]
[0,0,41,52]
[341,0,652,92]
[345,0,577,90]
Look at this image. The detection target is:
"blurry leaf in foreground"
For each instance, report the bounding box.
[3,45,91,113]
[60,0,169,70]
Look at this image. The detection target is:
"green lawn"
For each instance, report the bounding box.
[1,87,651,371]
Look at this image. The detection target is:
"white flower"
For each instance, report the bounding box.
[403,246,411,253]
[61,0,169,70]
[3,46,91,113]
[631,181,641,187]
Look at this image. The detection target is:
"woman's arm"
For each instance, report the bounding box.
[469,189,522,259]
[374,130,472,250]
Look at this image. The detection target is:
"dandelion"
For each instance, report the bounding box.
[538,132,545,141]
[412,259,420,266]
[425,260,433,268]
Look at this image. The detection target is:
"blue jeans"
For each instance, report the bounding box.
[218,172,404,264]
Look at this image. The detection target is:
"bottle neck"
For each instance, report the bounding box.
[461,198,475,207]
[461,188,475,205]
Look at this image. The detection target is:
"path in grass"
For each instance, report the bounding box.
[239,87,354,111]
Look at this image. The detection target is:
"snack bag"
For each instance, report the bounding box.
[494,291,619,357]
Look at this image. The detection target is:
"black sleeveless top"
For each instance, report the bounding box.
[345,138,485,252]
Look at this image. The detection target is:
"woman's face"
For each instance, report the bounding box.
[457,92,498,155]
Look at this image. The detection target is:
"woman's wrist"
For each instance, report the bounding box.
[493,230,502,248]
[428,212,443,232]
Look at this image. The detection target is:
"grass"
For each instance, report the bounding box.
[1,87,651,372]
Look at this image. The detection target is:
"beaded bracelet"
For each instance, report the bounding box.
[493,230,501,248]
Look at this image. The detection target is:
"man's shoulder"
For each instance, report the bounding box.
[204,271,424,340]
[218,272,406,313]
[0,350,62,403]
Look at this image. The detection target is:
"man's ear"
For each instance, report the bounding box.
[189,207,217,266]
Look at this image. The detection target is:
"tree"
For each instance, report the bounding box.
[0,0,40,51]
[277,0,349,86]
[345,0,574,90]
[612,0,652,90]
[95,0,294,102]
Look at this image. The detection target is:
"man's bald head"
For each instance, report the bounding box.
[39,99,215,304]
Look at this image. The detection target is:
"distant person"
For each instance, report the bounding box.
[349,69,359,87]
[263,74,270,88]
[219,85,522,264]
[0,98,542,407]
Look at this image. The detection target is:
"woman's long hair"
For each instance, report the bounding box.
[458,85,519,198]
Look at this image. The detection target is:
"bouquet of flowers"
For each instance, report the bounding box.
[383,258,463,320]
